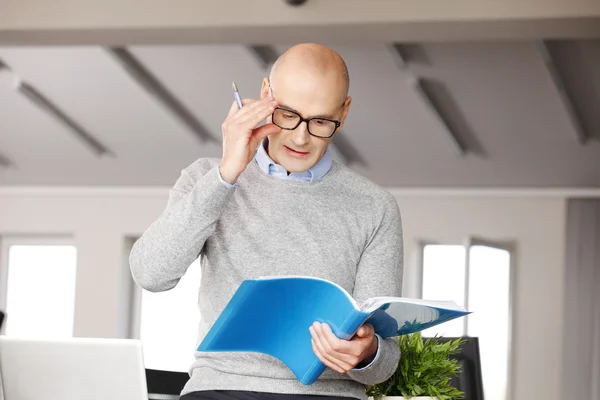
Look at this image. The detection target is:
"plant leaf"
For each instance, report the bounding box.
[364,332,465,400]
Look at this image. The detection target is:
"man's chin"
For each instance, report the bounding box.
[278,156,316,173]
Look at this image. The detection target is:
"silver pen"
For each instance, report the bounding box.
[232,81,243,109]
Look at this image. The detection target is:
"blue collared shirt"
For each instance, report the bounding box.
[218,139,332,187]
[255,139,332,182]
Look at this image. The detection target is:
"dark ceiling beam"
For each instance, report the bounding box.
[0,62,17,167]
[16,81,113,157]
[410,76,468,157]
[1,58,112,158]
[247,45,280,70]
[106,47,218,144]
[535,40,589,145]
[388,43,409,69]
[0,151,15,168]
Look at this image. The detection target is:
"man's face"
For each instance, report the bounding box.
[261,71,351,173]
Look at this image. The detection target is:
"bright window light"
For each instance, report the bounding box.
[422,244,466,337]
[139,258,202,372]
[4,244,77,338]
[421,242,512,400]
[468,245,511,400]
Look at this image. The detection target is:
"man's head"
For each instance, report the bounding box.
[260,43,351,173]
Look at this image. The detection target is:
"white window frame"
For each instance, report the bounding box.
[125,236,142,339]
[0,235,76,334]
[419,236,517,400]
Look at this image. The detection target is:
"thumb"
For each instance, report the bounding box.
[356,324,374,338]
[251,123,282,143]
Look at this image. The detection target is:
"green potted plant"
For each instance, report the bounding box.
[366,332,465,400]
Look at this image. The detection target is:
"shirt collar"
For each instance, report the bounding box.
[255,139,332,182]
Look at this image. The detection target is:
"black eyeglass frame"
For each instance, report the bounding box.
[268,83,344,139]
[271,107,342,139]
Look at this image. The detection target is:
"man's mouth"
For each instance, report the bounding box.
[284,145,310,158]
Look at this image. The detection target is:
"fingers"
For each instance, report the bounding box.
[311,338,347,374]
[224,98,277,136]
[219,96,278,182]
[309,322,358,373]
[241,98,258,107]
[222,98,276,142]
[319,323,359,366]
[226,98,259,117]
[228,97,273,120]
[250,123,282,146]
[226,100,239,117]
[235,99,277,128]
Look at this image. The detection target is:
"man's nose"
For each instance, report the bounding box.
[291,121,311,146]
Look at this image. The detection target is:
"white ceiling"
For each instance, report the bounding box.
[0,40,599,187]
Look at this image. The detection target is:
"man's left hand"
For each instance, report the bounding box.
[309,322,378,374]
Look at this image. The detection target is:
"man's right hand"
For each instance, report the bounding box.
[219,97,282,185]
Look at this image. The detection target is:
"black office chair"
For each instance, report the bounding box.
[438,337,485,400]
[145,368,189,400]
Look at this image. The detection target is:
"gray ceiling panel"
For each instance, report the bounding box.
[0,46,223,185]
[0,41,598,187]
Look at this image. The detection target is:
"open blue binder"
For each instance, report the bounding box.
[198,276,468,385]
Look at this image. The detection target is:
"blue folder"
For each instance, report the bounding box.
[198,276,468,385]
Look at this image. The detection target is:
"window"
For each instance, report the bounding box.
[133,257,202,372]
[0,237,77,338]
[422,244,466,337]
[421,239,513,400]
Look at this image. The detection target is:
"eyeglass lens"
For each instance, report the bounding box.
[272,108,337,138]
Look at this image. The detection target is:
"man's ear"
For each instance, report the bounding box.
[339,96,352,129]
[260,77,271,100]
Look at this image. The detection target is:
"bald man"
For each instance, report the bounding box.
[130,43,403,400]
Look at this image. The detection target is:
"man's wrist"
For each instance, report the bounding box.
[218,162,240,185]
[356,336,379,368]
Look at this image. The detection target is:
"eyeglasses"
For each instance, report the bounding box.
[272,107,341,138]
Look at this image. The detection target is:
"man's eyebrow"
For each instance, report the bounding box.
[278,104,297,113]
[278,104,336,120]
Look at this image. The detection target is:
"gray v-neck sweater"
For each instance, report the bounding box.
[129,157,404,400]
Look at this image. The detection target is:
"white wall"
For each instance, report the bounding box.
[394,195,566,400]
[0,188,572,400]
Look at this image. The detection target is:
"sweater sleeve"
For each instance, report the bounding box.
[346,194,404,386]
[129,161,235,292]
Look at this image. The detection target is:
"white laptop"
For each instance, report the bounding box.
[0,336,149,400]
